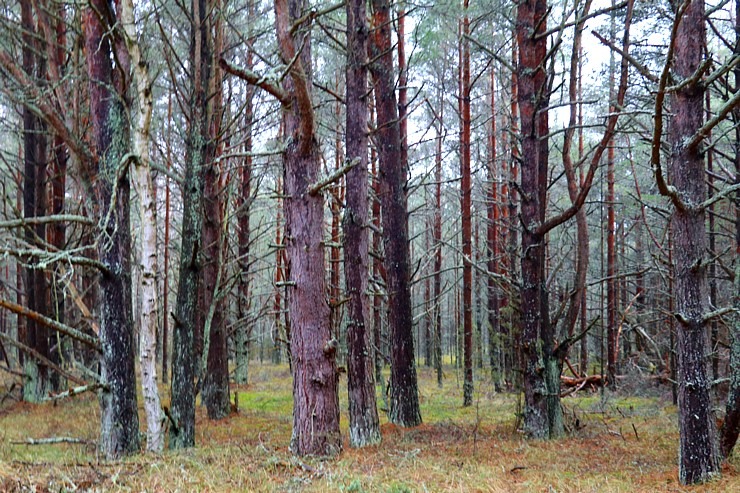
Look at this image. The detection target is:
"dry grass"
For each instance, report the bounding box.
[0,364,738,492]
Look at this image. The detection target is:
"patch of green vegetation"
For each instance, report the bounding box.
[386,482,413,493]
[235,390,293,415]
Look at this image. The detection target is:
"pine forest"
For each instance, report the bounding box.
[0,0,739,490]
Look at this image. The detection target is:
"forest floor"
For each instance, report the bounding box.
[0,363,738,492]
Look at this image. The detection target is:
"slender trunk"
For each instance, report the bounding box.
[274,187,284,364]
[84,0,140,458]
[345,0,381,447]
[162,91,172,383]
[606,13,618,387]
[369,0,421,427]
[487,68,501,385]
[508,39,520,387]
[434,88,444,389]
[235,12,255,384]
[460,0,473,407]
[21,0,52,403]
[170,0,210,450]
[120,0,164,453]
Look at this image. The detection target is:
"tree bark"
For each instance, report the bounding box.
[84,0,140,459]
[170,0,210,450]
[235,9,255,383]
[120,0,164,453]
[21,0,53,403]
[720,0,740,459]
[666,0,721,483]
[344,0,381,448]
[460,0,473,407]
[369,0,422,428]
[272,0,342,456]
[487,67,501,385]
[433,87,444,389]
[517,0,552,439]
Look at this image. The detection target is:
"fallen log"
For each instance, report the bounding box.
[561,374,607,388]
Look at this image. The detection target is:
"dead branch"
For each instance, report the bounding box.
[11,437,94,445]
[0,298,100,349]
[0,332,86,386]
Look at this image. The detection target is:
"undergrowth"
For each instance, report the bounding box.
[0,364,738,492]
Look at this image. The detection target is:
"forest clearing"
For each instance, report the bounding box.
[1,364,738,492]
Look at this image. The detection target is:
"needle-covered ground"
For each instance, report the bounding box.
[0,364,737,492]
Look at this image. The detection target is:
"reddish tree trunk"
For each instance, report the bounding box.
[274,0,341,456]
[668,0,721,483]
[517,0,556,439]
[369,0,421,428]
[202,7,230,418]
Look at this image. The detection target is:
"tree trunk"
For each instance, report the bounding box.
[487,68,501,385]
[433,87,444,389]
[21,0,53,403]
[667,0,721,483]
[170,0,210,450]
[201,0,230,420]
[719,0,740,459]
[271,0,342,456]
[344,0,381,448]
[120,0,164,453]
[369,0,422,428]
[606,15,618,388]
[517,0,553,439]
[84,0,140,459]
[235,19,255,384]
[460,0,473,408]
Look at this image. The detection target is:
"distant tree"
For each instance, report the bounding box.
[20,0,53,402]
[460,0,473,408]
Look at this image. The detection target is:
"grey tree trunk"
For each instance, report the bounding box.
[345,0,381,448]
[170,0,210,450]
[84,0,140,459]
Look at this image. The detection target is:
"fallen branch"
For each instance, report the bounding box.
[43,383,105,402]
[11,437,93,445]
[0,298,100,348]
[0,332,86,386]
[561,374,607,388]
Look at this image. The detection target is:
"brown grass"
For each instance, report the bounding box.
[0,364,738,492]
